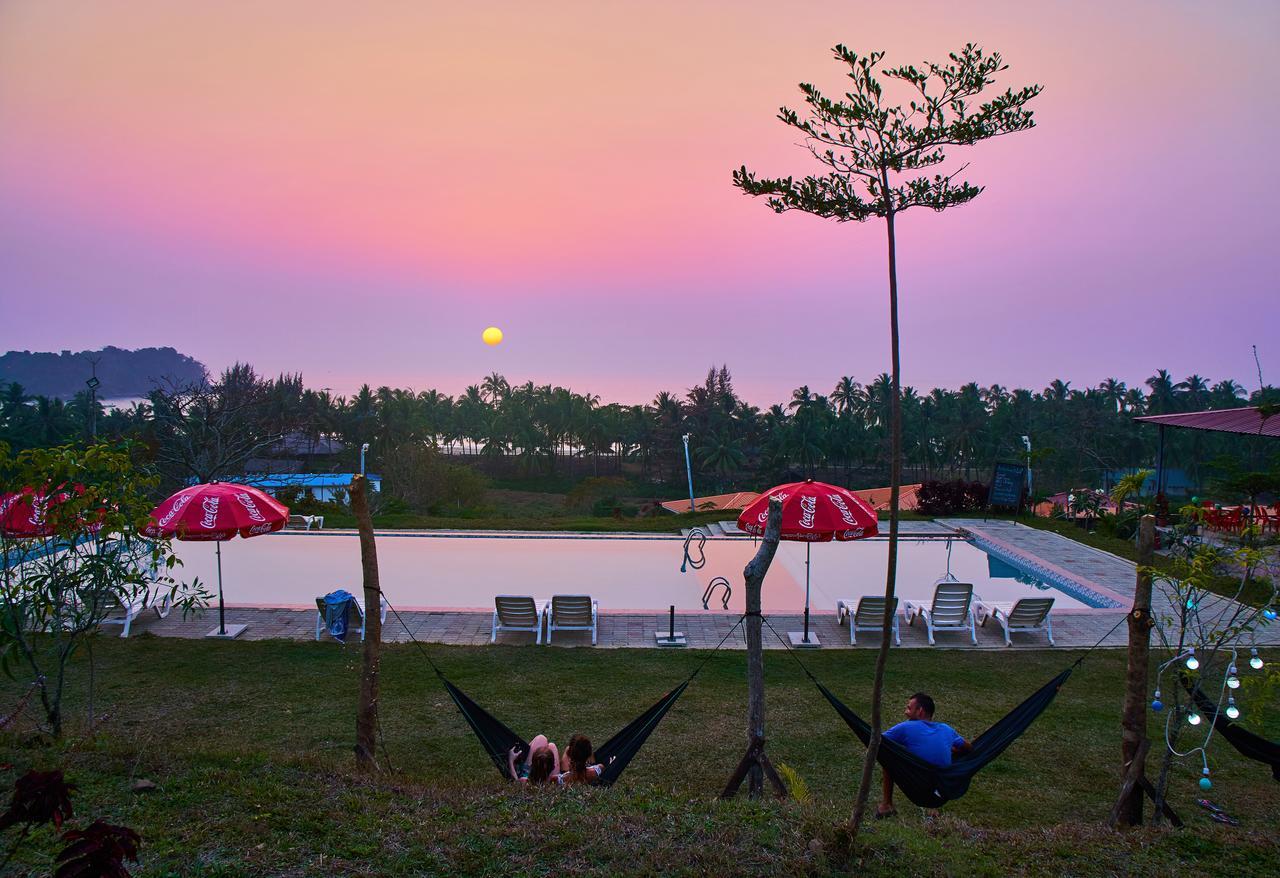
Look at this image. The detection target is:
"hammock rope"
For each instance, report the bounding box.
[381,593,745,785]
[757,612,1126,807]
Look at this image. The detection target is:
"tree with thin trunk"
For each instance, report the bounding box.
[734,44,1041,840]
[349,475,383,772]
[1108,515,1156,828]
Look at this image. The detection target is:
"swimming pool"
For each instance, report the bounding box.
[170,530,1115,613]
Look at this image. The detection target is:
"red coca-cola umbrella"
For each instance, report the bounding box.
[737,479,878,647]
[0,484,99,538]
[145,482,289,638]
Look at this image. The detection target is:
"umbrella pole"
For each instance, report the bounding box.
[216,541,225,635]
[803,543,811,643]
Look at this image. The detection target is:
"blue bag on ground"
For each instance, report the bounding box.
[323,589,357,642]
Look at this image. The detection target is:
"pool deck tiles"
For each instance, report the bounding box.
[121,520,1279,650]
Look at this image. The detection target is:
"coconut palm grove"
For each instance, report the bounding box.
[1,3,1278,877]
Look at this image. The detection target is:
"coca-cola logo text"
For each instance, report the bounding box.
[798,495,817,528]
[200,496,220,529]
[235,492,266,522]
[828,493,858,526]
[156,492,193,530]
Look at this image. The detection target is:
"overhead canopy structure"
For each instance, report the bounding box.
[1134,405,1278,497]
[1134,406,1280,439]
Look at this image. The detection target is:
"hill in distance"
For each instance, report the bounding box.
[0,346,208,400]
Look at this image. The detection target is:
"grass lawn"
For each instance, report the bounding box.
[1,639,1277,876]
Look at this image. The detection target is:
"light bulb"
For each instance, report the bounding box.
[1199,768,1212,791]
[1151,698,1163,712]
[1264,608,1277,621]
[1250,649,1264,670]
[1185,655,1200,670]
[1188,712,1202,726]
[1227,676,1240,689]
[1226,700,1240,720]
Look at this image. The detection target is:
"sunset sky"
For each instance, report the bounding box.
[1,1,1276,405]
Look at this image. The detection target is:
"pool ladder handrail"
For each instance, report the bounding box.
[702,576,731,610]
[681,527,708,573]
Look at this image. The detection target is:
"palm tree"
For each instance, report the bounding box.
[1176,374,1210,411]
[481,372,509,405]
[1098,378,1126,413]
[831,376,863,416]
[697,429,746,489]
[1145,370,1178,414]
[1210,380,1245,409]
[788,385,814,412]
[1044,379,1071,402]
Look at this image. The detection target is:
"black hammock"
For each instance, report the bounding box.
[384,599,745,787]
[1189,686,1280,782]
[443,678,689,786]
[815,669,1073,808]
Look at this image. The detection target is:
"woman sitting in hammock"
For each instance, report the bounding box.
[559,734,605,786]
[508,736,560,785]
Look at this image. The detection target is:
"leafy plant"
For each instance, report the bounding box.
[775,762,811,805]
[55,819,142,878]
[0,443,205,736]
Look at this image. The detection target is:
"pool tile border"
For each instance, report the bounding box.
[952,526,1126,609]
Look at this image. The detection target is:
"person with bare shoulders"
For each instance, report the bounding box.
[508,734,560,785]
[558,734,605,786]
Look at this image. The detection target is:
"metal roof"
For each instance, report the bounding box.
[1133,406,1280,438]
[239,473,381,489]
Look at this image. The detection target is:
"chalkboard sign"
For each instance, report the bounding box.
[988,462,1027,510]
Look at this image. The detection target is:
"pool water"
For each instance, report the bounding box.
[170,531,1098,613]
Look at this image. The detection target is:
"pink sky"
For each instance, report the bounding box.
[1,1,1277,405]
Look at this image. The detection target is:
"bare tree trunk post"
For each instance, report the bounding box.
[350,475,383,773]
[1108,515,1156,827]
[850,188,902,839]
[721,498,785,798]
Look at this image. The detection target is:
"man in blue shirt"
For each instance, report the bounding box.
[876,692,971,818]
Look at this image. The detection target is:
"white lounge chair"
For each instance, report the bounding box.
[836,596,900,646]
[102,585,173,638]
[314,593,388,642]
[976,597,1055,646]
[546,595,598,645]
[492,595,543,644]
[904,581,976,645]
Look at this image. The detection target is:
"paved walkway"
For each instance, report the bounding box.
[122,520,1279,650]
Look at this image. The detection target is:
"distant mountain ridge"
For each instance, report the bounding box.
[0,346,207,399]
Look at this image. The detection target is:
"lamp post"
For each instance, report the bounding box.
[360,443,370,477]
[682,433,696,513]
[1021,435,1032,502]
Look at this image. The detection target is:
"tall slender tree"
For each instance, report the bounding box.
[734,44,1041,839]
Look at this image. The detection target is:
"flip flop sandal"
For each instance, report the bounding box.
[1208,811,1240,826]
[1196,799,1226,814]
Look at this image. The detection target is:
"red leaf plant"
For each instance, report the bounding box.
[55,820,141,878]
[0,769,75,831]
